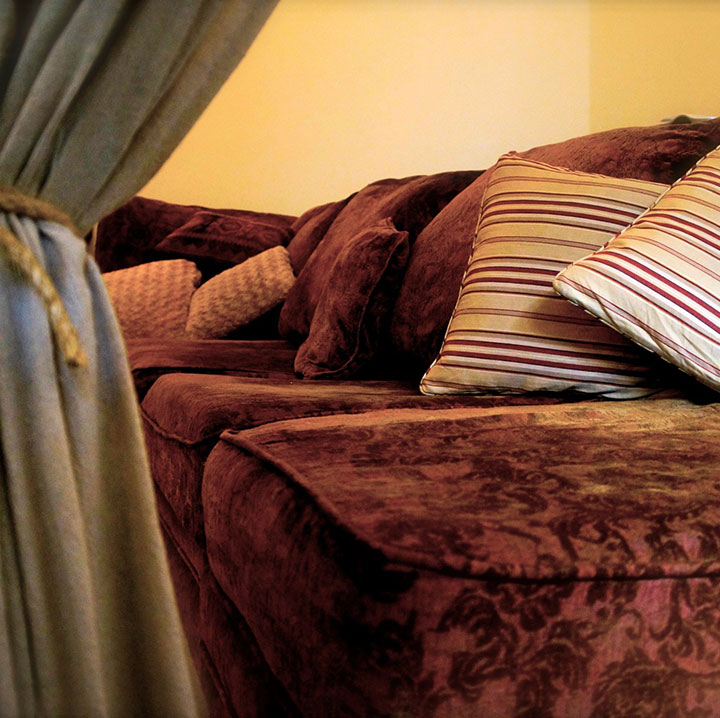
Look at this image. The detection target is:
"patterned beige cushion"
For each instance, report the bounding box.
[185,245,295,339]
[421,156,670,398]
[555,146,720,393]
[103,259,201,338]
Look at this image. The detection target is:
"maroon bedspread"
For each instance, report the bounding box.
[202,398,720,718]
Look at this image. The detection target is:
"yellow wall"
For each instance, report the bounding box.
[140,0,590,215]
[589,0,720,131]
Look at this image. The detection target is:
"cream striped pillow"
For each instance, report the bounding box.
[421,156,669,397]
[554,146,720,393]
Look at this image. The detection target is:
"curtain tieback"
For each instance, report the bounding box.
[0,187,87,368]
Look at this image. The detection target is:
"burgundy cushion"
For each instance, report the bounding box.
[159,514,298,718]
[287,196,356,274]
[203,397,720,718]
[94,195,295,274]
[141,371,568,570]
[391,118,720,375]
[156,211,293,269]
[95,196,197,272]
[279,171,481,341]
[126,337,299,400]
[295,219,409,379]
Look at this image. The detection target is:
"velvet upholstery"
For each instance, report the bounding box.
[203,398,720,718]
[391,118,720,374]
[287,196,356,274]
[156,210,293,271]
[157,491,300,718]
[295,220,409,379]
[222,304,284,341]
[156,498,226,717]
[279,171,481,341]
[126,338,298,400]
[95,195,295,275]
[140,370,572,571]
[95,197,193,271]
[120,119,720,718]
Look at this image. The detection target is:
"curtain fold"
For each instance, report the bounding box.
[1,0,278,233]
[0,1,278,715]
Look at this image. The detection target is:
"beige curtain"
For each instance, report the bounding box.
[0,1,278,715]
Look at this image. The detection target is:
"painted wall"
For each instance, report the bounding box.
[140,0,591,215]
[589,0,720,131]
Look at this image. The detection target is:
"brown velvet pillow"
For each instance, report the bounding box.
[294,219,409,379]
[279,170,481,341]
[94,196,295,274]
[286,195,356,273]
[156,210,292,270]
[390,117,720,375]
[95,196,197,272]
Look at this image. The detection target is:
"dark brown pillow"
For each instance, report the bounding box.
[95,196,196,272]
[294,219,409,379]
[287,195,356,273]
[390,117,720,376]
[156,211,292,269]
[94,196,296,273]
[279,170,481,341]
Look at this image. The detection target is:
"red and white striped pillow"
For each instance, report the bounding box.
[421,156,669,397]
[554,146,720,393]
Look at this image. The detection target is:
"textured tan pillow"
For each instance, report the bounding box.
[103,259,201,338]
[185,245,295,339]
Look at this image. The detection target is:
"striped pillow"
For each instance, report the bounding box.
[421,156,669,397]
[554,146,720,393]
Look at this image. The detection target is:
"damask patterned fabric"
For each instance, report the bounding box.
[94,195,296,274]
[140,369,571,572]
[202,398,720,718]
[157,210,294,268]
[555,146,720,393]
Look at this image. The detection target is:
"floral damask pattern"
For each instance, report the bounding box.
[202,399,720,717]
[423,577,720,717]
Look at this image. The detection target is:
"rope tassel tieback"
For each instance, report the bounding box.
[0,187,87,367]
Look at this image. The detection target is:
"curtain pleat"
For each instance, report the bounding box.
[0,217,205,715]
[0,0,279,234]
[0,1,278,715]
